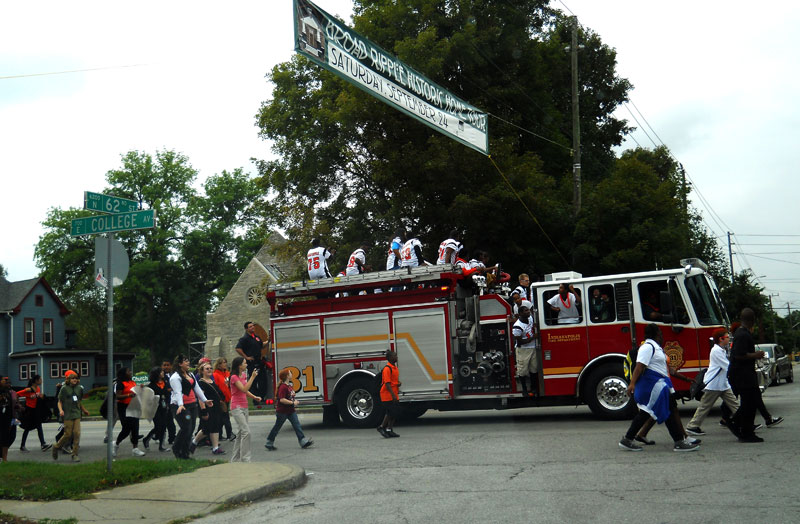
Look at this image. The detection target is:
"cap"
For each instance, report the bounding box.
[520,300,533,309]
[65,370,78,379]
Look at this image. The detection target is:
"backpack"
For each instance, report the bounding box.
[373,365,388,393]
[624,342,655,381]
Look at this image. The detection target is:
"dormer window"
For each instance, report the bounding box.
[35,294,44,306]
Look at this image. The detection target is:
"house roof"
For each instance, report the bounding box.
[0,276,70,315]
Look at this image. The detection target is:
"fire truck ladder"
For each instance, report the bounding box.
[268,265,461,298]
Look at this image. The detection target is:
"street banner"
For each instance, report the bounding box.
[293,0,489,155]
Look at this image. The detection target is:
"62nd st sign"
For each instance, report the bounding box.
[70,209,156,237]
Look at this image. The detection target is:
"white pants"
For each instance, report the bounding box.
[230,407,251,463]
[688,388,739,428]
[515,346,538,376]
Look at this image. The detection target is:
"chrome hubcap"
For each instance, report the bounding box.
[346,388,373,420]
[596,376,629,411]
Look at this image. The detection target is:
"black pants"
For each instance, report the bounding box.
[732,387,760,437]
[625,396,683,442]
[220,409,233,439]
[166,410,176,443]
[115,403,139,447]
[171,403,197,459]
[145,405,169,445]
[21,423,45,448]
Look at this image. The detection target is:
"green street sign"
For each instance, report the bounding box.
[84,191,139,214]
[71,209,156,237]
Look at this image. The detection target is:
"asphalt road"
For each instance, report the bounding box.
[9,374,800,524]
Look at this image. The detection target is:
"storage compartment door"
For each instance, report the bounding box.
[393,309,450,397]
[273,320,323,401]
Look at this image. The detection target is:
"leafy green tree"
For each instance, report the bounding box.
[255,0,632,278]
[0,263,7,277]
[35,150,265,364]
[719,271,770,326]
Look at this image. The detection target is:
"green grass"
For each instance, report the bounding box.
[81,397,103,417]
[0,459,216,501]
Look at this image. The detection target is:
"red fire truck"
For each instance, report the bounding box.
[265,258,728,427]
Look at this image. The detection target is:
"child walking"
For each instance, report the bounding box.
[265,369,313,451]
[52,370,90,462]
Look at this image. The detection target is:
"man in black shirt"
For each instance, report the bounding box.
[235,321,271,403]
[728,308,766,442]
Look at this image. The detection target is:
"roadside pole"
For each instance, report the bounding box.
[106,232,114,472]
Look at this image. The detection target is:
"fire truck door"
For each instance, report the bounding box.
[392,308,451,397]
[537,283,589,396]
[272,320,323,401]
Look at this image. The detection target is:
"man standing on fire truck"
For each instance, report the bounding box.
[513,301,538,397]
[377,350,401,438]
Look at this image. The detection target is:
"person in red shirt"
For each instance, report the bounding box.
[17,375,51,452]
[213,358,235,441]
[265,369,313,450]
[377,350,401,438]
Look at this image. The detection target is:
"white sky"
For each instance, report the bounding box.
[1,0,798,314]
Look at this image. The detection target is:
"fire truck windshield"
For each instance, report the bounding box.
[684,274,727,326]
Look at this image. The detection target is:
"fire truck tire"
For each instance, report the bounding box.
[336,377,385,428]
[583,363,636,420]
[322,405,340,426]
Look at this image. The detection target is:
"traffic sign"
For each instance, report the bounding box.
[94,236,129,286]
[71,209,156,236]
[84,191,139,214]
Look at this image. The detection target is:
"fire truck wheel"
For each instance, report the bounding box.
[336,377,385,428]
[583,363,636,420]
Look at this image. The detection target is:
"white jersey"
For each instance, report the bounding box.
[436,238,460,265]
[512,285,530,301]
[547,292,579,323]
[345,248,366,276]
[400,238,423,268]
[307,246,331,279]
[386,236,402,270]
[512,317,537,349]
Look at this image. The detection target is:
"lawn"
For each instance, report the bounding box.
[0,459,215,501]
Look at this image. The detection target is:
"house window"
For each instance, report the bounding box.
[29,363,37,377]
[60,362,69,376]
[51,362,60,378]
[35,294,44,306]
[80,361,89,376]
[24,318,35,344]
[70,362,79,372]
[19,363,37,380]
[43,319,54,345]
[97,361,108,377]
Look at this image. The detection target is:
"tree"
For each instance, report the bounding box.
[0,262,7,278]
[35,150,265,364]
[255,0,633,278]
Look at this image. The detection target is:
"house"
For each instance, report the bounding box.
[0,275,132,392]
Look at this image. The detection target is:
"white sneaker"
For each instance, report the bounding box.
[132,448,145,457]
[112,444,119,457]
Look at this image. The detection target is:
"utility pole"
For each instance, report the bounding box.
[570,16,581,218]
[768,294,779,343]
[727,232,734,279]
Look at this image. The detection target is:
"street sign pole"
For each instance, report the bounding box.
[106,233,114,473]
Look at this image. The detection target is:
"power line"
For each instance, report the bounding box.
[0,64,149,80]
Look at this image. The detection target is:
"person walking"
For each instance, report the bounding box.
[265,368,313,450]
[169,354,210,459]
[114,367,145,457]
[0,375,20,463]
[213,358,234,441]
[51,371,89,462]
[143,366,171,452]
[192,362,226,455]
[728,308,768,442]
[229,356,261,462]
[17,375,52,452]
[377,350,401,438]
[618,324,699,452]
[685,328,740,436]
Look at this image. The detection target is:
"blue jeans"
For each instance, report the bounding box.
[266,412,309,447]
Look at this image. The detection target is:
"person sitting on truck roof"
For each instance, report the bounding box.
[436,229,461,265]
[307,238,334,280]
[547,283,581,324]
[345,244,371,276]
[400,235,425,268]
[386,229,405,271]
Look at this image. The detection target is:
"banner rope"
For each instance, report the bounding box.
[487,154,572,269]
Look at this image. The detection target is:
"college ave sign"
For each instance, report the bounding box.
[70,209,156,236]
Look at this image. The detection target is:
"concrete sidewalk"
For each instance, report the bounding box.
[0,462,305,523]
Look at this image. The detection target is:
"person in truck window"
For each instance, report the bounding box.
[547,283,581,324]
[642,290,663,321]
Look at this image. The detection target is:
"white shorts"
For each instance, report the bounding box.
[515,346,538,376]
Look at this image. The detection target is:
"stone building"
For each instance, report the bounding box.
[204,235,298,361]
